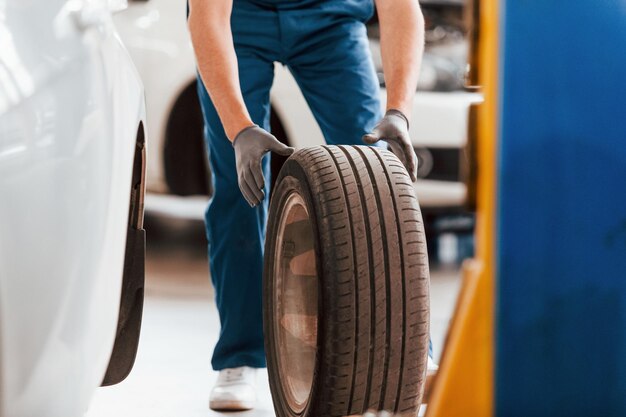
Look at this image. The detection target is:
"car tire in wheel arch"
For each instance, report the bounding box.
[264,145,430,417]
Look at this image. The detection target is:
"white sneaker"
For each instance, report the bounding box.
[209,366,257,411]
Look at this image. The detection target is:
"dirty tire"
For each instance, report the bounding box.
[264,145,430,417]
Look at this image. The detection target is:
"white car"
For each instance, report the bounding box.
[0,1,146,416]
[114,0,480,219]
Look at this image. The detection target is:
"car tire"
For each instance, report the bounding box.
[264,145,430,417]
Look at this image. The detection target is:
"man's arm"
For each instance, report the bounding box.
[375,0,425,119]
[188,0,293,207]
[363,0,424,181]
[188,0,253,140]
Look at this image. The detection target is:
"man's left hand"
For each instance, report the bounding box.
[363,109,418,182]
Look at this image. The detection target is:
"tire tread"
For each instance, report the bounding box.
[264,145,429,417]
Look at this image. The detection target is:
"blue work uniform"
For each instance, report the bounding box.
[196,0,382,370]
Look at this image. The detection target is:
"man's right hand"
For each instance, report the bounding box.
[233,125,295,207]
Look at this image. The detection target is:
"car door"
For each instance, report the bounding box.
[0,1,140,415]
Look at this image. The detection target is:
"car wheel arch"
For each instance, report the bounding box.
[163,80,212,196]
[101,122,147,386]
[163,81,292,197]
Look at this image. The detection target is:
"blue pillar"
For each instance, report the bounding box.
[496,1,626,416]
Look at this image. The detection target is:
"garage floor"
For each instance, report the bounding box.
[86,214,462,417]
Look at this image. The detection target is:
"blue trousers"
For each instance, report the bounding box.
[196,1,382,370]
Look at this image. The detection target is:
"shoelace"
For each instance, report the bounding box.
[221,368,246,383]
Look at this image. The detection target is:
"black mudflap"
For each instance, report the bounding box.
[101,227,146,386]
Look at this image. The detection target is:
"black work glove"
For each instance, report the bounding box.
[363,109,418,182]
[233,125,295,207]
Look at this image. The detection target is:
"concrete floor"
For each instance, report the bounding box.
[86,214,462,417]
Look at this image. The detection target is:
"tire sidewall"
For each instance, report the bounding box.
[264,159,325,417]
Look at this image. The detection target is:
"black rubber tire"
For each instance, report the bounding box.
[264,145,430,417]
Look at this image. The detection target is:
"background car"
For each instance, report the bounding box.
[114,0,480,260]
[0,0,146,416]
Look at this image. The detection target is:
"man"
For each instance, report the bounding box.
[188,0,428,411]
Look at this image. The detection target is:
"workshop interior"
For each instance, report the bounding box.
[0,0,625,416]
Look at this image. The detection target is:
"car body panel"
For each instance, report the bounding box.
[113,0,190,193]
[0,0,145,415]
